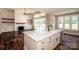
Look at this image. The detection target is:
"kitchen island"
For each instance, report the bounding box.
[23,29,62,50]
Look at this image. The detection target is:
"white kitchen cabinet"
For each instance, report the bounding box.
[24,30,61,50]
[48,36,55,50]
[50,33,60,49]
[24,35,37,50]
[37,33,60,50]
[37,38,49,50]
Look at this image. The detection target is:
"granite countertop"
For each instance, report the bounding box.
[23,29,62,42]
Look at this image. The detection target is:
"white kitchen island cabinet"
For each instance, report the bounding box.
[23,29,62,50]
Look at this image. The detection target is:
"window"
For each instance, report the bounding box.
[64,16,70,29]
[34,17,46,30]
[58,17,63,29]
[71,16,78,30]
[57,14,79,31]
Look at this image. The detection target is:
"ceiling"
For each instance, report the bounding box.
[25,8,79,15]
[6,8,79,15]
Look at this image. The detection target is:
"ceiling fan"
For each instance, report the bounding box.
[23,8,40,15]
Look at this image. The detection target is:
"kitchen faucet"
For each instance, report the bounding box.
[48,25,53,31]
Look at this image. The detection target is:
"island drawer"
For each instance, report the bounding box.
[37,38,49,50]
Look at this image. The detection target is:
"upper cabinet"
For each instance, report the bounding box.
[15,9,33,23]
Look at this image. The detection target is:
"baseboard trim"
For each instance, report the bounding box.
[64,32,79,36]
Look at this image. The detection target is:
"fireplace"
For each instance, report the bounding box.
[18,26,24,33]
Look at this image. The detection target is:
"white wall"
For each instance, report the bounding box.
[46,14,50,29]
[15,9,33,23]
[15,9,26,23]
[46,14,56,30]
[50,14,55,29]
[1,23,15,32]
[0,9,15,33]
[1,9,14,18]
[15,9,33,31]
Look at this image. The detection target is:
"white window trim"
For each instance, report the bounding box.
[34,16,46,30]
[70,15,79,31]
[57,14,79,31]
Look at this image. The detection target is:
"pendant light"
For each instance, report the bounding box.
[23,8,32,15]
[23,8,40,16]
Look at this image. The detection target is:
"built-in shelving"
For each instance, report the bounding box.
[2,22,15,23]
[2,18,14,20]
[2,18,15,23]
[27,19,33,23]
[15,23,26,24]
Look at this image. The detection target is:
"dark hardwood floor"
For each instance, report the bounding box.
[0,32,79,50]
[0,32,24,50]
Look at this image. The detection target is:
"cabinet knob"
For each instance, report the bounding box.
[49,38,52,40]
[49,41,52,43]
[41,48,45,50]
[41,41,45,44]
[56,38,58,41]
